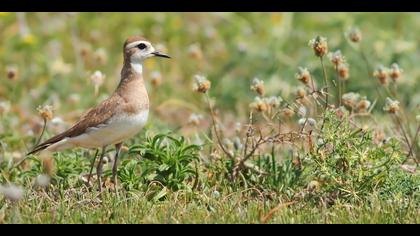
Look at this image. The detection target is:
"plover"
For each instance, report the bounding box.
[28,36,170,191]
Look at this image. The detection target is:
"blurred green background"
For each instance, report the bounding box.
[0,12,419,140]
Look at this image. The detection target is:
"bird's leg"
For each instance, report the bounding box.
[96,146,106,192]
[112,143,122,192]
[87,148,99,186]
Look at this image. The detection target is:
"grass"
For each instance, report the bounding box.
[2,190,418,224]
[1,12,420,224]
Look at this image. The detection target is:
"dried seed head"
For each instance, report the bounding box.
[188,43,203,60]
[188,113,203,126]
[373,65,389,86]
[296,88,307,99]
[250,97,268,112]
[295,67,311,85]
[93,48,108,65]
[342,92,360,108]
[150,71,162,87]
[266,96,282,108]
[80,45,91,58]
[356,97,371,112]
[383,97,400,114]
[389,63,403,82]
[348,27,362,43]
[37,104,54,121]
[338,63,350,80]
[193,75,211,93]
[90,70,105,96]
[335,106,347,119]
[281,107,295,118]
[373,129,386,145]
[308,36,328,57]
[250,78,265,96]
[0,184,24,202]
[328,50,345,66]
[6,65,19,81]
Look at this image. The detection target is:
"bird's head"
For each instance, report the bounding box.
[124,36,171,64]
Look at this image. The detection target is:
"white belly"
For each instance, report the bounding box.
[47,110,149,151]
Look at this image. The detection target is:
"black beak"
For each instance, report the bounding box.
[152,51,171,58]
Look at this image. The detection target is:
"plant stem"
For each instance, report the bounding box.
[320,56,329,131]
[393,114,412,158]
[405,124,420,164]
[360,50,383,100]
[205,93,233,160]
[35,118,47,147]
[320,56,329,110]
[336,65,341,107]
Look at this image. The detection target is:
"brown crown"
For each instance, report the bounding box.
[124,36,147,49]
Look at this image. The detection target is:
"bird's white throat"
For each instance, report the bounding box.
[130,62,143,74]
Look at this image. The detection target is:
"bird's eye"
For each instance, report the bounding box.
[137,43,147,50]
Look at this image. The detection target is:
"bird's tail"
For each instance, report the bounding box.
[27,143,51,156]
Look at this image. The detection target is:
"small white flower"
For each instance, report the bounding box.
[298,118,316,127]
[51,117,63,125]
[90,70,106,96]
[0,184,24,202]
[212,190,220,198]
[36,174,51,187]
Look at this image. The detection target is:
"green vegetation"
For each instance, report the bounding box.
[0,12,419,224]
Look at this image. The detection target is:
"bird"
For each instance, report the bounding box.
[27,36,170,191]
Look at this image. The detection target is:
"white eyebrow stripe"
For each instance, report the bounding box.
[126,41,148,49]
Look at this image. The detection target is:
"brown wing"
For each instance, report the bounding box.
[28,94,124,155]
